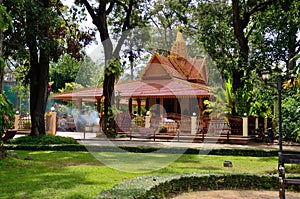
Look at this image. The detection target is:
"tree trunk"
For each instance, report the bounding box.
[0,0,3,94]
[29,58,49,137]
[287,26,298,74]
[101,72,117,136]
[26,0,50,136]
[232,0,249,93]
[81,0,135,136]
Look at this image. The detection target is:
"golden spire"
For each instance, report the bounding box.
[169,24,189,60]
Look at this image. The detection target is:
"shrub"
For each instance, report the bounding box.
[7,134,79,145]
[281,93,300,143]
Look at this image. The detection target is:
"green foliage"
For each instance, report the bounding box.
[192,1,237,81]
[58,82,84,93]
[132,116,145,128]
[105,57,123,80]
[0,5,13,32]
[281,93,300,143]
[7,135,79,145]
[50,55,101,92]
[203,78,233,117]
[0,94,15,145]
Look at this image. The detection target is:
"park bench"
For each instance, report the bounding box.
[278,152,300,199]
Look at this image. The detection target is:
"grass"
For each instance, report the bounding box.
[0,150,279,199]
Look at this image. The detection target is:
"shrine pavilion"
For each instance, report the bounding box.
[51,30,213,126]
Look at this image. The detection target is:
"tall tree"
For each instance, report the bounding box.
[232,0,276,91]
[191,0,280,115]
[25,0,52,136]
[253,0,300,74]
[76,0,148,136]
[3,0,93,136]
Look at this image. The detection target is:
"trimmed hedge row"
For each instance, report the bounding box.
[96,173,280,199]
[4,144,299,157]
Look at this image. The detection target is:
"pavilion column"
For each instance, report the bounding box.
[160,97,164,117]
[116,97,120,109]
[128,98,132,115]
[137,98,141,115]
[78,98,82,111]
[174,98,178,114]
[145,98,149,111]
[199,97,203,116]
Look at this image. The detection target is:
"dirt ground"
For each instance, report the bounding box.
[171,190,300,199]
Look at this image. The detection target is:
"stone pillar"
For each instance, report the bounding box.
[145,111,151,128]
[46,112,57,135]
[191,113,197,135]
[255,117,259,129]
[242,116,248,137]
[14,113,20,130]
[264,117,267,132]
[51,112,57,135]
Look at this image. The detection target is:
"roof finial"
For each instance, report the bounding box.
[178,22,182,32]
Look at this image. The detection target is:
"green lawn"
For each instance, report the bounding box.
[0,150,278,199]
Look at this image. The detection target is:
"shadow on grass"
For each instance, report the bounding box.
[0,152,112,199]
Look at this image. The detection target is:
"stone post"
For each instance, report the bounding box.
[51,112,57,135]
[145,117,150,128]
[255,117,259,129]
[191,112,197,135]
[14,113,20,130]
[46,111,57,135]
[242,114,248,137]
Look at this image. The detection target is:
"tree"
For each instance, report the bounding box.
[253,0,300,74]
[76,0,148,136]
[50,55,100,92]
[3,0,94,136]
[0,1,11,93]
[189,0,282,115]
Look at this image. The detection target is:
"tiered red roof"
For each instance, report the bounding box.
[50,30,212,102]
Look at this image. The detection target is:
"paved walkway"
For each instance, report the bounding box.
[53,131,300,151]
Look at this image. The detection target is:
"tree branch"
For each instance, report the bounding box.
[248,0,275,16]
[80,0,100,26]
[113,0,136,56]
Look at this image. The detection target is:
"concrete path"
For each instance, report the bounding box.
[53,131,300,151]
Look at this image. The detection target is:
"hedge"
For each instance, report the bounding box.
[4,144,299,157]
[96,173,281,199]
